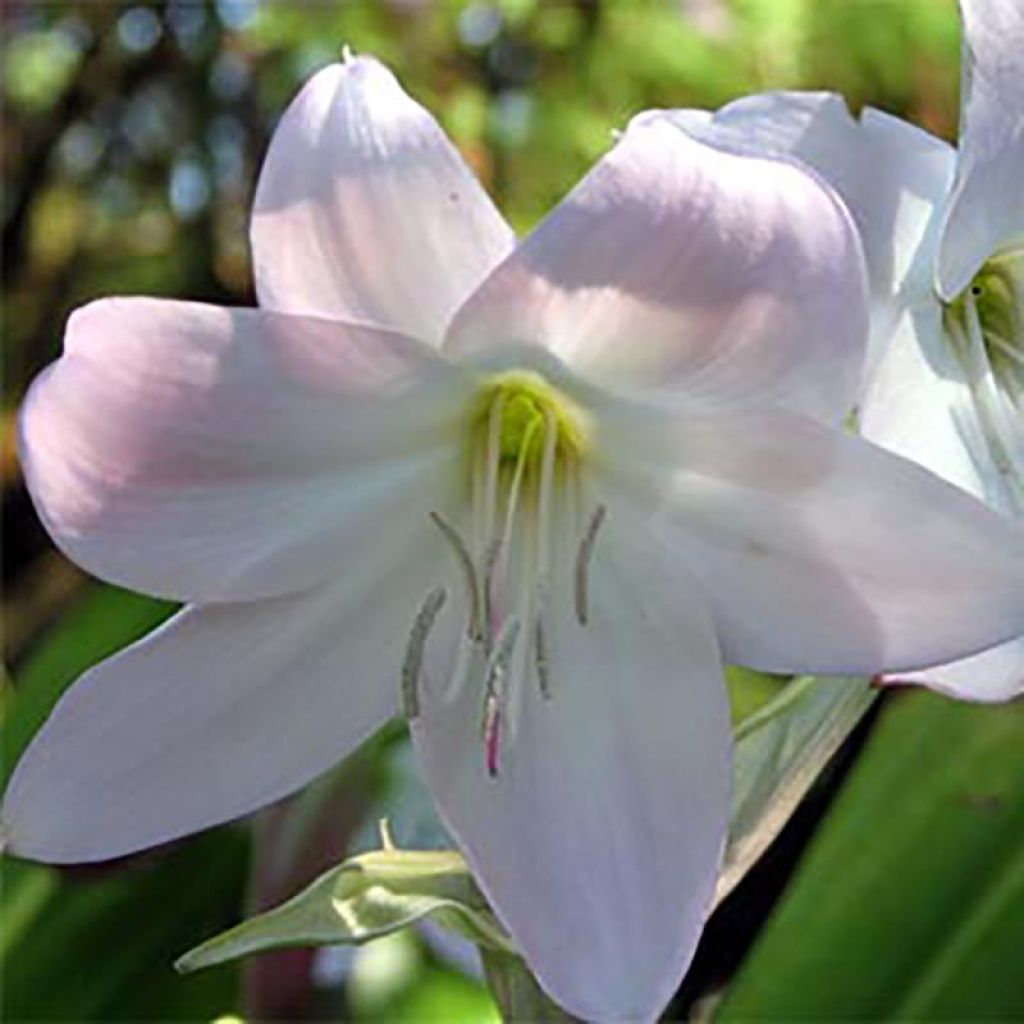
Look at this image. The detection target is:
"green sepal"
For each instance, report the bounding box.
[176,837,515,974]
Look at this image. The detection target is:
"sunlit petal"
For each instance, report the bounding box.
[20,297,468,602]
[413,505,730,1020]
[446,115,867,423]
[858,301,1000,501]
[936,0,1024,299]
[600,401,1024,675]
[664,93,956,382]
[252,56,514,341]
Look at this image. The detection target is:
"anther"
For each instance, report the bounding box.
[430,511,482,641]
[483,692,502,778]
[479,617,519,779]
[400,586,447,719]
[484,615,521,698]
[574,504,607,626]
[534,614,551,699]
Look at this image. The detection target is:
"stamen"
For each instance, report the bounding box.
[500,417,541,556]
[470,426,488,554]
[533,409,558,699]
[574,504,607,626]
[985,328,1024,368]
[534,611,551,699]
[481,537,503,651]
[483,391,505,545]
[964,289,989,373]
[429,511,482,641]
[480,616,520,778]
[535,408,558,582]
[401,586,447,719]
[484,615,521,698]
[483,692,502,778]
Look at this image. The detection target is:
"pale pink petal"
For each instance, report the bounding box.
[599,402,1024,676]
[252,56,514,342]
[413,505,731,1021]
[885,634,1023,702]
[858,301,1014,508]
[664,94,956,383]
[20,297,468,602]
[1,536,447,863]
[445,116,867,424]
[936,0,1024,299]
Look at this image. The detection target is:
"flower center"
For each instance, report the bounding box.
[402,368,603,778]
[944,246,1024,511]
[472,369,589,468]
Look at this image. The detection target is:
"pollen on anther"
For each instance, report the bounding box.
[401,587,447,719]
[534,615,551,699]
[574,504,607,626]
[483,693,502,778]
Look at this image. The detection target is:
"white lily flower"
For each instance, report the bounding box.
[661,0,1024,702]
[4,55,1024,1020]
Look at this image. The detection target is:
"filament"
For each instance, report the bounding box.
[481,537,503,652]
[430,511,482,641]
[500,417,541,558]
[482,391,505,547]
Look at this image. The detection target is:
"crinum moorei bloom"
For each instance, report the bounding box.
[5,55,1024,1022]
[661,0,1024,701]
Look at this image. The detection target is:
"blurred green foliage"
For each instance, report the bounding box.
[5,1,1009,1022]
[721,690,1024,1020]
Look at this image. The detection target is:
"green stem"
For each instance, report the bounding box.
[480,950,577,1023]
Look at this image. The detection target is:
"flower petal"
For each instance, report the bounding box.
[857,301,998,499]
[412,506,731,1021]
[445,115,867,423]
[20,297,468,602]
[936,0,1024,299]
[600,402,1024,675]
[1,536,446,863]
[886,633,1024,702]
[251,56,514,343]
[664,93,956,382]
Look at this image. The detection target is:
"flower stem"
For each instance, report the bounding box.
[480,950,577,1023]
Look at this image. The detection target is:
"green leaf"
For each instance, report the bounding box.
[0,830,248,1020]
[716,674,877,906]
[721,690,1024,1020]
[177,844,516,973]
